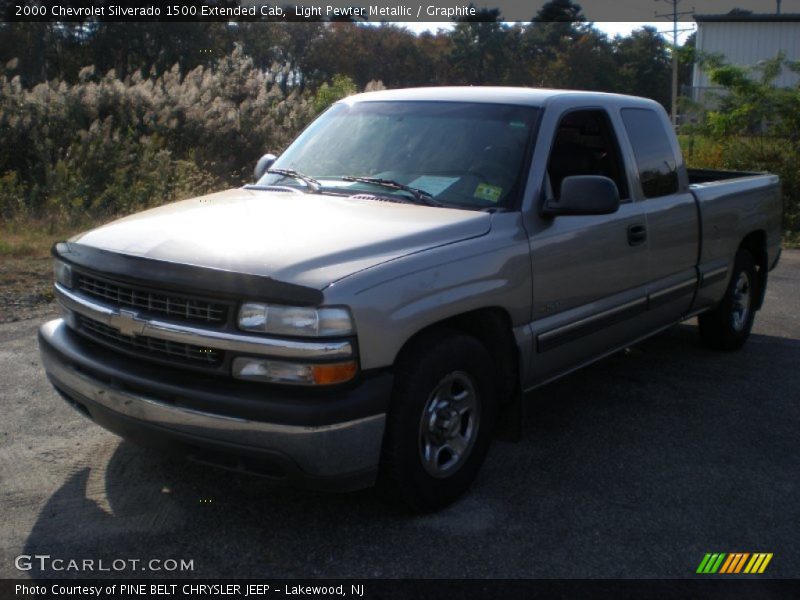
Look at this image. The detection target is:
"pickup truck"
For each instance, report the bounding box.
[39,87,782,510]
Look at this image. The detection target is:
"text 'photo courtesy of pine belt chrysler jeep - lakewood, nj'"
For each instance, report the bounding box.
[39,87,782,510]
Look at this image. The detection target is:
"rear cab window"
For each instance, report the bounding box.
[620,108,679,198]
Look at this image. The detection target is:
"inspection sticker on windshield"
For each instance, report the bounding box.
[408,176,458,197]
[474,183,503,203]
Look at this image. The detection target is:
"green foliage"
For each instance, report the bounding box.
[614,27,672,107]
[313,74,357,114]
[0,170,26,220]
[682,54,800,234]
[0,45,316,224]
[705,53,800,138]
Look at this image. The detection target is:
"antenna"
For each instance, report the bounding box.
[655,0,695,127]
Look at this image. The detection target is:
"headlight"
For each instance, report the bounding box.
[238,303,354,337]
[54,260,73,289]
[232,357,358,386]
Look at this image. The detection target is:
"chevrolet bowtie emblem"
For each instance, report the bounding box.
[110,308,147,337]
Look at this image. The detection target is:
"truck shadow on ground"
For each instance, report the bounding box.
[23,323,800,578]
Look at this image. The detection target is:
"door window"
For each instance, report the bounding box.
[546,110,629,201]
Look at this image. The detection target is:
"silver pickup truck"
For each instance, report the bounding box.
[39,87,782,510]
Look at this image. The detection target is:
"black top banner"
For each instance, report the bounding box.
[3,0,800,22]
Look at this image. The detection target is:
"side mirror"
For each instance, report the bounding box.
[254,153,277,181]
[542,175,620,216]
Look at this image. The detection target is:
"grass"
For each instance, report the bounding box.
[0,216,110,258]
[783,231,800,249]
[0,218,98,323]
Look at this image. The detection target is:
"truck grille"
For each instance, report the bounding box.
[77,314,223,367]
[77,274,228,325]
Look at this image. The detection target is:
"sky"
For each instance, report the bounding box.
[398,21,698,44]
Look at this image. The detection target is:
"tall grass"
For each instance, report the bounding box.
[0,45,315,228]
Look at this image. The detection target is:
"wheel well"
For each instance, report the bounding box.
[739,230,768,310]
[396,307,522,411]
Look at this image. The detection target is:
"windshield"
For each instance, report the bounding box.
[257,101,540,210]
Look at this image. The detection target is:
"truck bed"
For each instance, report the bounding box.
[688,170,782,312]
[688,167,767,185]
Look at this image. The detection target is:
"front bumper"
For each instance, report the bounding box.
[38,319,392,491]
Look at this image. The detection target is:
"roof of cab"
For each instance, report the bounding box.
[340,86,659,109]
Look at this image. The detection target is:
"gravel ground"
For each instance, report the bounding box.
[1,251,798,579]
[0,257,55,324]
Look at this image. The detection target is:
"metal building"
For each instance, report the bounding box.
[691,14,800,104]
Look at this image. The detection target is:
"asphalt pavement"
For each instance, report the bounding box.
[1,251,798,579]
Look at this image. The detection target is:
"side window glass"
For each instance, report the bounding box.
[546,110,628,201]
[621,108,679,198]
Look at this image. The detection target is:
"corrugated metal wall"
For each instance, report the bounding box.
[692,21,800,90]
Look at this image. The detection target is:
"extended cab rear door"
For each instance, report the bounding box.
[618,107,700,328]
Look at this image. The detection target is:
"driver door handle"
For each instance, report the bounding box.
[628,224,647,246]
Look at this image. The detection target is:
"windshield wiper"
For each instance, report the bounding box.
[267,168,321,193]
[341,176,443,207]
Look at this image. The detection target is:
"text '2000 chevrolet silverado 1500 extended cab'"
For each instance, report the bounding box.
[39,87,782,509]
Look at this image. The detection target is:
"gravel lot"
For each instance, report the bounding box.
[1,251,798,579]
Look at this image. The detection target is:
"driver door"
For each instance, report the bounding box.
[527,108,651,383]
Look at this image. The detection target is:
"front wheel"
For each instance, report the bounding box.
[378,331,497,511]
[698,249,758,351]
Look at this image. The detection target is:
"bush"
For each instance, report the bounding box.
[0,44,317,223]
[313,74,357,114]
[0,171,27,220]
[681,53,800,236]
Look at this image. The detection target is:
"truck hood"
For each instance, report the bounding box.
[73,188,492,289]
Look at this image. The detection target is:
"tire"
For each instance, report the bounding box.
[698,249,758,351]
[378,330,498,511]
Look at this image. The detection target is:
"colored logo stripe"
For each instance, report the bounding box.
[744,553,773,574]
[697,553,726,573]
[720,553,749,573]
[697,553,773,574]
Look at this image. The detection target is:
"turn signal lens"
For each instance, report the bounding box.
[309,361,359,385]
[232,357,358,386]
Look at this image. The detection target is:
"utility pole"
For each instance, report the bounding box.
[655,0,694,127]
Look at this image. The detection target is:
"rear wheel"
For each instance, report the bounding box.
[379,331,497,511]
[698,249,758,351]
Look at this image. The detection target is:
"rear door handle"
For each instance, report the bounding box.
[627,224,647,246]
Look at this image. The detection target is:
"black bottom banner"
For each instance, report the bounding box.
[4,579,800,600]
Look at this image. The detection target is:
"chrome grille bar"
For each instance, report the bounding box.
[77,274,227,324]
[78,315,223,366]
[55,283,354,361]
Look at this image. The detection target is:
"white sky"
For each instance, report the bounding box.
[398,21,697,44]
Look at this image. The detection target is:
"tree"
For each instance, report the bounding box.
[614,26,672,106]
[534,0,585,21]
[520,0,591,85]
[677,30,696,91]
[543,29,617,91]
[448,8,512,85]
[528,0,588,55]
[313,74,357,113]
